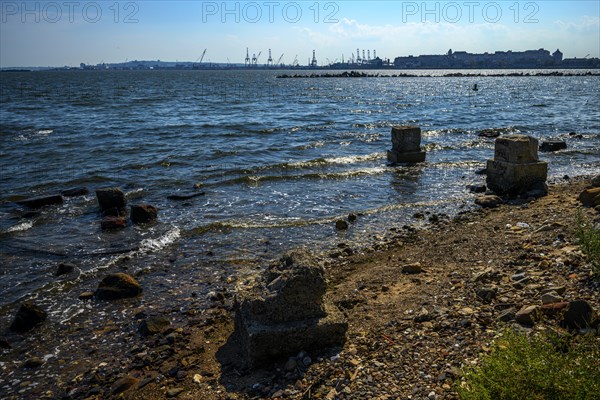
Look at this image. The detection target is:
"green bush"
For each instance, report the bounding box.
[456,329,600,400]
[576,212,600,275]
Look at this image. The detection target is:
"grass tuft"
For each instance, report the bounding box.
[456,329,600,400]
[576,212,600,276]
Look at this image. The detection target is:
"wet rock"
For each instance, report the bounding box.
[100,216,127,230]
[401,262,422,274]
[55,262,76,276]
[335,220,349,230]
[95,273,142,300]
[22,357,44,368]
[475,287,497,303]
[467,184,487,193]
[578,188,600,207]
[78,291,95,300]
[525,181,548,199]
[515,305,540,326]
[139,316,171,336]
[284,357,298,371]
[17,194,63,209]
[111,376,139,395]
[475,195,503,208]
[234,250,347,368]
[561,300,594,330]
[348,213,357,222]
[96,187,127,212]
[61,187,89,197]
[0,338,11,349]
[130,204,158,224]
[591,175,600,188]
[539,140,567,152]
[10,302,47,333]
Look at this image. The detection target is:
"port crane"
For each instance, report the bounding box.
[193,49,207,68]
[252,51,262,67]
[276,53,284,66]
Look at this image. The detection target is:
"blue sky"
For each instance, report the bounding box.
[1,1,598,67]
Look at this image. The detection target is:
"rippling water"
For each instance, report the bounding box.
[1,69,599,320]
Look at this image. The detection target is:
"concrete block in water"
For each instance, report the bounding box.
[390,125,422,152]
[387,125,426,163]
[387,150,426,163]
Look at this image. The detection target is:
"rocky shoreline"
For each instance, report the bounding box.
[277,71,600,79]
[1,177,599,399]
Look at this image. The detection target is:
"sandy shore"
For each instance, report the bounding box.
[1,177,598,399]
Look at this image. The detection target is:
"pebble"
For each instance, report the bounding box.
[166,387,185,398]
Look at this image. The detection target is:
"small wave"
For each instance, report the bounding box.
[138,227,181,252]
[5,221,33,233]
[219,166,388,186]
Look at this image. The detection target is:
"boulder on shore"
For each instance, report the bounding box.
[234,250,347,368]
[578,188,600,207]
[96,273,142,300]
[10,302,47,333]
[130,204,158,224]
[96,188,127,212]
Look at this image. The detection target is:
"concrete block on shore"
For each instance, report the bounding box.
[493,135,539,163]
[234,251,347,368]
[387,125,426,164]
[486,135,548,196]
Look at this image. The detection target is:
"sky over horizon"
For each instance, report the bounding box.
[0,0,599,67]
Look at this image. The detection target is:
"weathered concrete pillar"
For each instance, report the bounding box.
[387,125,426,163]
[234,251,347,368]
[486,135,548,196]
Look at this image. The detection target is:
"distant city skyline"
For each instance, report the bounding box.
[1,0,599,67]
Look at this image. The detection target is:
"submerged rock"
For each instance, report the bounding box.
[55,262,76,276]
[335,219,349,230]
[139,315,171,336]
[167,192,205,201]
[96,187,127,212]
[61,187,89,197]
[10,302,47,333]
[96,273,142,300]
[17,194,63,209]
[539,140,567,152]
[234,250,347,368]
[100,216,127,230]
[130,204,158,224]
